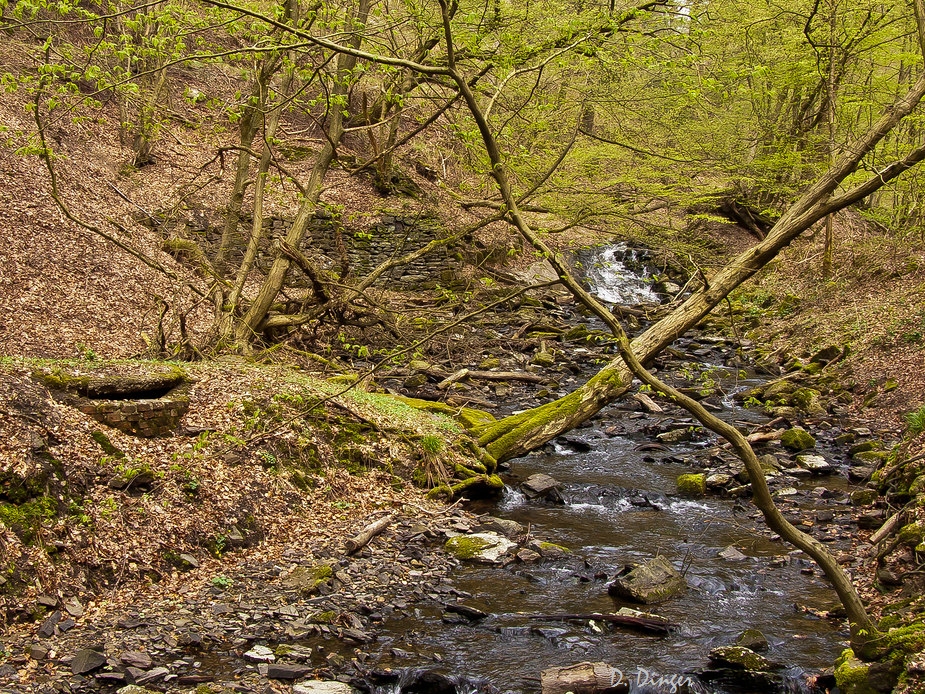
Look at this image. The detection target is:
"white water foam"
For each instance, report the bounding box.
[585,244,658,305]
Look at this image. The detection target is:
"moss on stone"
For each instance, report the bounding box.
[538,541,571,555]
[445,535,492,559]
[834,648,878,694]
[850,489,878,506]
[791,387,825,415]
[285,563,333,596]
[677,473,706,496]
[781,427,815,451]
[898,522,925,548]
[308,610,338,624]
[854,451,890,465]
[709,646,779,671]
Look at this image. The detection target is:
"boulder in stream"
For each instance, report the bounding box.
[781,427,816,451]
[676,473,706,496]
[522,473,564,502]
[735,628,769,651]
[607,556,686,604]
[709,646,782,671]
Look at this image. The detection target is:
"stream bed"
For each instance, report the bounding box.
[355,246,854,693]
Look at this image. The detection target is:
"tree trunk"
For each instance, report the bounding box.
[233,0,371,341]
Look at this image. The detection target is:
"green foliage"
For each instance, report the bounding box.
[0,496,57,544]
[905,404,925,437]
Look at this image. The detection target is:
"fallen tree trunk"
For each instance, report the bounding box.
[471,70,925,463]
[540,661,626,694]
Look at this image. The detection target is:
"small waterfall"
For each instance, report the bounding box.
[584,244,658,305]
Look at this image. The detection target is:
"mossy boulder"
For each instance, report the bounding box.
[898,522,925,548]
[781,427,815,451]
[445,532,516,563]
[709,646,781,671]
[850,489,878,506]
[849,440,882,455]
[531,351,556,368]
[854,451,890,465]
[763,379,796,401]
[284,563,334,596]
[677,473,706,496]
[791,387,826,415]
[535,541,571,558]
[607,555,686,604]
[834,649,879,694]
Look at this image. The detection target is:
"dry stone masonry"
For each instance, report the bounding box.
[34,364,189,437]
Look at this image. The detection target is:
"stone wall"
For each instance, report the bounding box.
[34,366,190,438]
[73,384,190,437]
[265,212,460,288]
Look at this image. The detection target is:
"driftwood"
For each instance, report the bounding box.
[438,368,547,388]
[527,612,671,634]
[870,512,902,545]
[540,661,627,694]
[745,429,784,444]
[345,514,393,554]
[632,392,663,413]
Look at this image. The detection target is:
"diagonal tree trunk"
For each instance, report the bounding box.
[233,0,371,342]
[466,62,925,463]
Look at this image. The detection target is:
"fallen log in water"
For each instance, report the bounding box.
[526,612,672,634]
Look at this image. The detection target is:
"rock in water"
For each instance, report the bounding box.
[607,556,686,604]
[521,473,563,501]
[735,629,769,652]
[709,646,782,671]
[677,473,706,496]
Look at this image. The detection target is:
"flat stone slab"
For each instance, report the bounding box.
[521,473,563,501]
[71,649,107,675]
[267,663,313,680]
[608,555,686,604]
[796,454,832,473]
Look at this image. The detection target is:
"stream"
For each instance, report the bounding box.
[357,246,850,693]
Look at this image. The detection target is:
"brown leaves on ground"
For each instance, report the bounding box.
[0,358,459,628]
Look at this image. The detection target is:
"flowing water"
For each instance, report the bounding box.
[358,246,848,693]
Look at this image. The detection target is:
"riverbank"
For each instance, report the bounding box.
[2,251,923,692]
